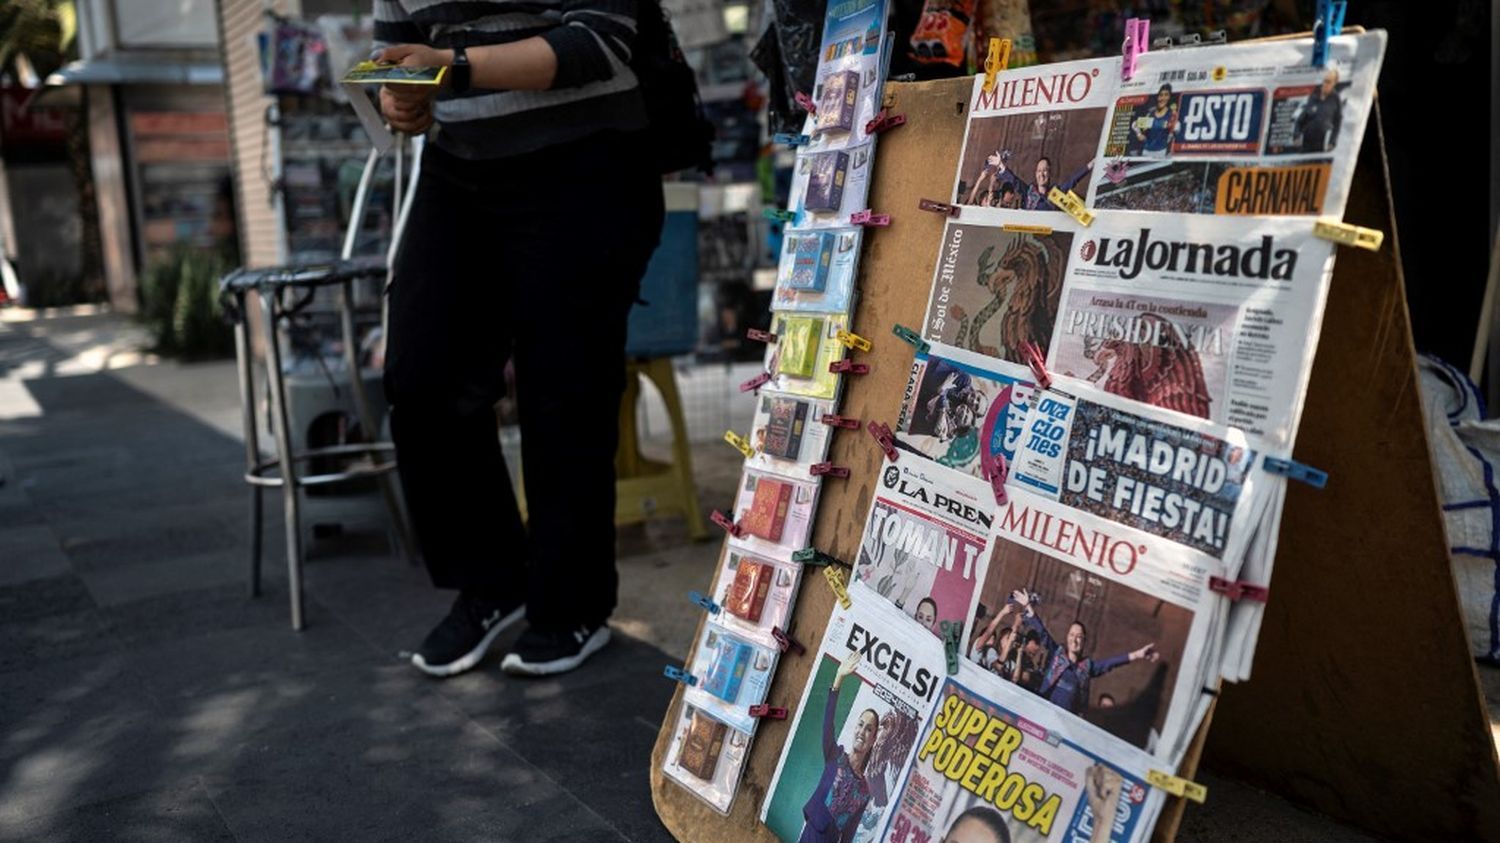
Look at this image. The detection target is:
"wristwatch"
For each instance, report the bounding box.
[450,43,471,93]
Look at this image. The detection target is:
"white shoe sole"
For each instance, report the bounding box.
[410,607,525,677]
[500,627,612,676]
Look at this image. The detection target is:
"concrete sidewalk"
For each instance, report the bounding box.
[0,310,1389,842]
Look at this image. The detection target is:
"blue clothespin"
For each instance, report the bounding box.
[664,665,698,686]
[763,208,797,224]
[1262,456,1328,489]
[688,590,721,615]
[1312,0,1346,67]
[773,132,811,147]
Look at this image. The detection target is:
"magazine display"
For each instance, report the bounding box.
[1095,33,1386,217]
[684,622,781,734]
[789,144,876,228]
[882,665,1165,843]
[1008,383,1265,564]
[852,459,998,641]
[919,213,1337,448]
[798,0,892,156]
[747,390,837,480]
[764,312,853,401]
[894,342,1037,481]
[773,228,863,314]
[712,543,805,647]
[761,586,944,842]
[663,702,754,814]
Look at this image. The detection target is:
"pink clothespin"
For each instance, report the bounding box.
[865,109,905,135]
[829,360,870,375]
[810,462,850,478]
[711,510,745,538]
[850,210,890,227]
[739,371,773,393]
[867,421,898,461]
[1122,18,1150,82]
[771,626,805,655]
[821,413,861,429]
[749,704,789,719]
[1209,577,1270,603]
[985,454,1009,506]
[918,198,960,217]
[1018,340,1051,389]
[746,328,777,343]
[794,91,816,114]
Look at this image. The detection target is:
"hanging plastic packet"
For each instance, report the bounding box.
[662,703,753,814]
[909,0,977,67]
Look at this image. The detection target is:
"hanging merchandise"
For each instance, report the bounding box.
[974,0,1039,67]
[909,0,978,67]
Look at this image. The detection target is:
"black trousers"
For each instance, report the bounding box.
[384,131,664,631]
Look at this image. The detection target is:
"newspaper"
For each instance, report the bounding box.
[967,483,1227,762]
[1095,33,1386,217]
[852,459,998,641]
[894,342,1037,483]
[882,664,1165,843]
[919,213,1336,449]
[761,584,945,842]
[1009,384,1266,565]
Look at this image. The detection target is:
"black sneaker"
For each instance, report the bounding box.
[410,591,524,677]
[500,622,612,676]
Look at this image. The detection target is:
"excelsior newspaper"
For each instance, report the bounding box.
[761,585,944,843]
[881,662,1165,843]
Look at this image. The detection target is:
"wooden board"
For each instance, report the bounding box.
[650,81,1500,843]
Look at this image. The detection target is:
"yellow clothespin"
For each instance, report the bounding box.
[823,566,852,609]
[982,38,1011,93]
[1047,187,1095,226]
[1001,223,1054,235]
[724,430,755,459]
[1147,769,1208,804]
[835,328,872,352]
[1313,218,1384,251]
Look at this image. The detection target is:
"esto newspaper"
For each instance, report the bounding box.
[762,585,944,843]
[883,663,1165,843]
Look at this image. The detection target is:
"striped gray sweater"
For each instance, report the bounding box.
[373,0,645,159]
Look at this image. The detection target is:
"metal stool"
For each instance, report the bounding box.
[221,258,414,630]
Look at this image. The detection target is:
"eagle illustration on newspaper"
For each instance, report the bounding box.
[949,233,1065,365]
[1084,312,1213,419]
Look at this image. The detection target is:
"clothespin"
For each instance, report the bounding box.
[1001,223,1053,235]
[724,430,755,459]
[689,590,722,614]
[1313,219,1384,251]
[794,91,817,114]
[749,704,789,719]
[918,198,961,217]
[835,328,872,352]
[982,38,1011,93]
[1046,187,1094,226]
[821,413,861,429]
[663,665,698,686]
[1122,18,1150,81]
[1147,769,1208,804]
[984,454,1009,506]
[1018,340,1051,389]
[712,509,745,538]
[823,566,852,609]
[1312,0,1346,67]
[1208,576,1270,603]
[773,132,811,147]
[793,547,843,567]
[939,620,963,675]
[772,626,806,655]
[892,324,931,354]
[1262,456,1328,489]
[865,109,905,135]
[739,371,772,393]
[763,208,797,224]
[867,420,898,461]
[829,359,870,375]
[746,328,777,343]
[810,462,850,478]
[1104,159,1129,184]
[850,209,891,227]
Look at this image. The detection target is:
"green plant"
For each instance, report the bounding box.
[138,245,233,358]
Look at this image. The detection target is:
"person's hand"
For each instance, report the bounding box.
[833,649,861,690]
[1131,643,1159,662]
[1010,589,1030,608]
[373,44,453,133]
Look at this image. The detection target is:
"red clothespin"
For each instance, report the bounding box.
[794,91,816,114]
[1122,18,1150,82]
[865,109,905,135]
[740,371,773,393]
[918,198,960,217]
[810,462,850,478]
[850,210,890,227]
[1208,576,1270,603]
[749,704,789,720]
[711,510,745,538]
[746,328,777,343]
[867,420,898,461]
[821,413,861,429]
[771,626,805,655]
[1018,340,1051,389]
[985,454,1009,506]
[829,360,870,375]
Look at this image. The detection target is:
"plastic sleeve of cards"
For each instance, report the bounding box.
[683,622,781,734]
[763,312,851,403]
[662,702,753,815]
[714,543,805,647]
[745,391,837,480]
[772,228,863,315]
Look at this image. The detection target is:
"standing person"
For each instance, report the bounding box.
[1296,68,1343,152]
[989,155,1094,211]
[1131,84,1178,157]
[1010,590,1158,715]
[372,0,665,677]
[801,652,884,843]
